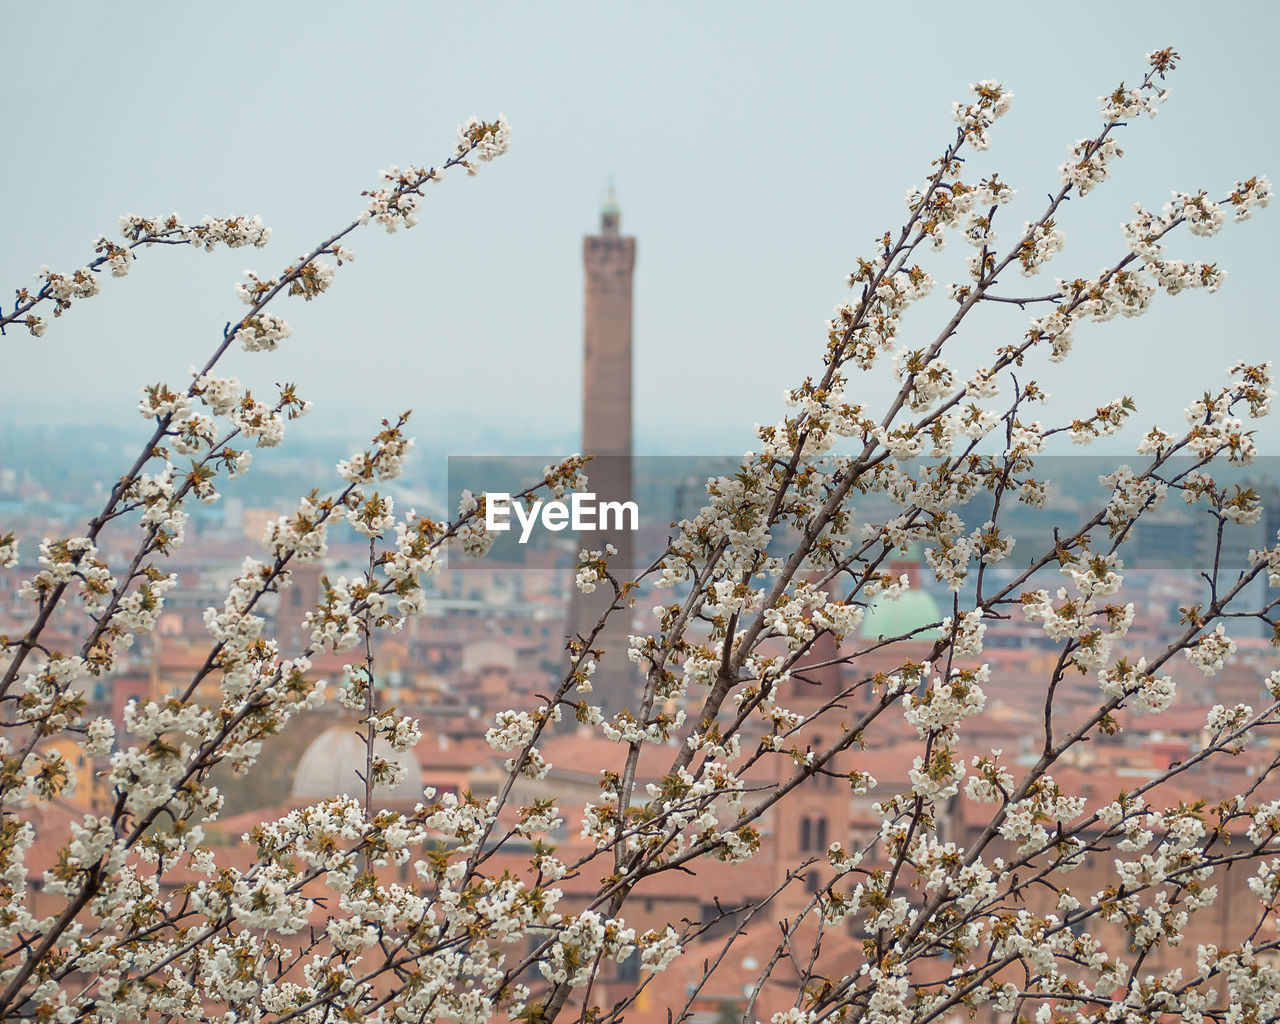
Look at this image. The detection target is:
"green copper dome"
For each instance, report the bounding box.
[860,589,943,641]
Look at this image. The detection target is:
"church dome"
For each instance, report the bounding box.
[291,726,422,804]
[860,589,943,642]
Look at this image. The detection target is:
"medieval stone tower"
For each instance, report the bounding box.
[569,190,637,716]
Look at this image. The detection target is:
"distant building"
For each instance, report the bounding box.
[568,191,638,716]
[291,725,423,807]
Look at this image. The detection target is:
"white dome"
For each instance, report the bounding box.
[291,726,422,804]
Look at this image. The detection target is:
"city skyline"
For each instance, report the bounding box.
[6,10,1280,1019]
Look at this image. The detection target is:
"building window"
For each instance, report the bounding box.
[800,816,811,852]
[617,949,640,983]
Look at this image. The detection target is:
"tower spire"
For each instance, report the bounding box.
[601,178,620,236]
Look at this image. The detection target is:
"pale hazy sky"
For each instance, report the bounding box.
[2,2,1277,458]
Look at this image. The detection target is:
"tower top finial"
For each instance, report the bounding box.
[601,179,620,236]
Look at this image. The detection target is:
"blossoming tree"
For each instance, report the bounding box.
[3,48,1279,1024]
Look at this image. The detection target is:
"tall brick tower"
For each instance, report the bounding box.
[569,190,637,716]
